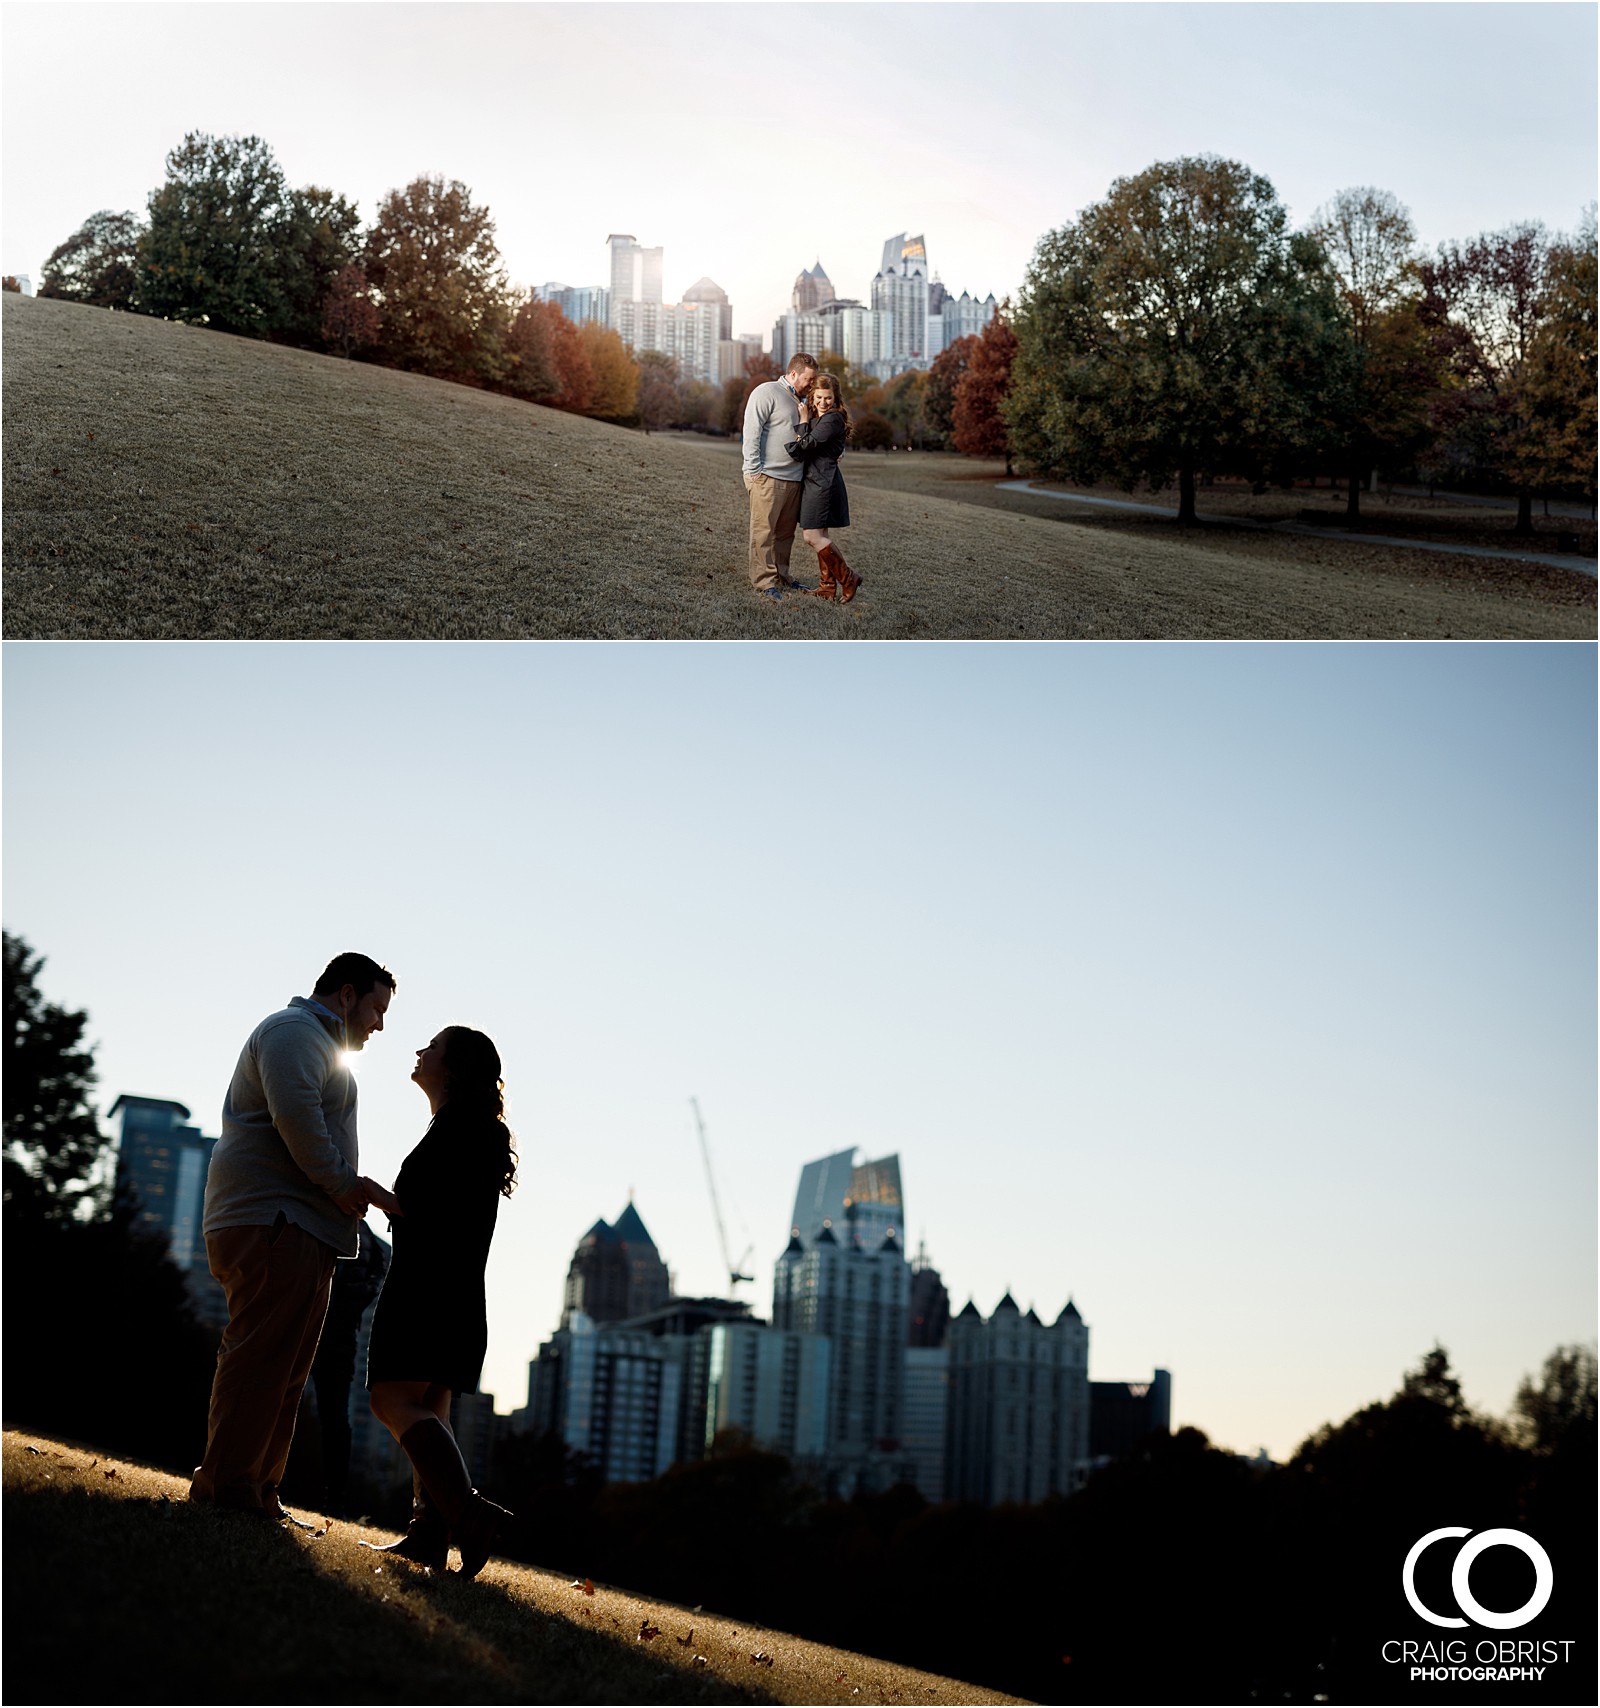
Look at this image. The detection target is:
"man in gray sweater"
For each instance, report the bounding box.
[742,351,818,596]
[190,952,400,1521]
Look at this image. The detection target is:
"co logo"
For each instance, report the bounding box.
[1403,1527,1554,1630]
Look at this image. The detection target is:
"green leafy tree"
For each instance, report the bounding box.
[140,133,295,335]
[363,175,512,387]
[4,932,110,1226]
[274,185,362,349]
[1514,209,1597,505]
[1007,155,1351,521]
[38,210,146,310]
[873,369,931,448]
[953,309,1019,473]
[675,377,719,430]
[636,349,680,433]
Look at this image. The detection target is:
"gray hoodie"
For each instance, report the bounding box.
[202,996,360,1255]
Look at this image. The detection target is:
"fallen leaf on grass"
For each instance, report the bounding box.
[751,1651,773,1667]
[103,1468,118,1478]
[25,1447,41,1455]
[677,1631,694,1647]
[637,1621,660,1642]
[693,1655,709,1668]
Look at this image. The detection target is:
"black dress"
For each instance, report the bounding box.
[785,410,850,530]
[365,1107,503,1394]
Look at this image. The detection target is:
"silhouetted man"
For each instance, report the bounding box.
[190,952,400,1522]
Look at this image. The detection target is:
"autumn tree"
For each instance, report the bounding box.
[852,410,895,451]
[38,209,145,310]
[925,334,979,445]
[499,292,561,401]
[636,349,681,432]
[1307,187,1440,518]
[1419,223,1557,532]
[545,307,595,413]
[813,348,876,407]
[2,277,18,292]
[580,322,639,419]
[953,310,1019,473]
[363,175,512,387]
[718,373,748,434]
[1007,155,1350,521]
[1514,209,1597,506]
[320,264,379,358]
[140,133,296,335]
[737,350,780,421]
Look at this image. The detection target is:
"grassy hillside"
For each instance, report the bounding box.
[3,1428,1025,1706]
[3,292,1592,638]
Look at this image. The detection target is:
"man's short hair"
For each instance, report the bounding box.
[786,352,818,376]
[312,953,397,999]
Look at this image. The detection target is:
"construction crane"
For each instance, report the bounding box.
[690,1096,753,1292]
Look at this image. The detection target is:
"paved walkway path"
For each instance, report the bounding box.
[996,482,1598,579]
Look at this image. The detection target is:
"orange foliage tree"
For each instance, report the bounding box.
[953,309,1019,473]
[580,322,639,419]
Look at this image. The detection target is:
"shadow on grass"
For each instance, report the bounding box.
[4,1480,771,1705]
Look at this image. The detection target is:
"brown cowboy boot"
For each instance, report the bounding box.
[399,1416,513,1581]
[358,1467,448,1571]
[820,542,861,603]
[807,548,837,598]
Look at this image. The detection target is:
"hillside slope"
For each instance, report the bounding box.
[3,293,1590,638]
[3,1429,1026,1706]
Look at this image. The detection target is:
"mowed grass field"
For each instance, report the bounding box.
[4,1429,1026,1706]
[4,292,1593,639]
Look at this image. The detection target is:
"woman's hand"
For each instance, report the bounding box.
[798,400,811,421]
[359,1176,404,1217]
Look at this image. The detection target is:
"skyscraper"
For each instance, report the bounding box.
[871,233,931,364]
[776,1147,912,1494]
[110,1093,226,1325]
[683,276,733,342]
[946,1294,1091,1505]
[561,1200,671,1327]
[606,233,663,313]
[792,261,836,315]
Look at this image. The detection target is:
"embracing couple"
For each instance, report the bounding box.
[188,952,516,1580]
[741,351,863,604]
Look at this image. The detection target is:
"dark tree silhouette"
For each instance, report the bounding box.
[38,210,145,311]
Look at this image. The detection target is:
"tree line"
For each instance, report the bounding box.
[996,156,1596,529]
[33,132,657,424]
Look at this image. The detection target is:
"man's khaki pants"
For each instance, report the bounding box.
[745,472,804,590]
[190,1217,335,1514]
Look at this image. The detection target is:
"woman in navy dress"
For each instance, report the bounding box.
[364,1026,517,1579]
[786,372,862,603]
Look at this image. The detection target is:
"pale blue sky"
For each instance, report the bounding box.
[3,640,1594,1459]
[3,3,1595,332]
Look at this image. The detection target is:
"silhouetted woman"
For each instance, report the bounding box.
[363,1026,517,1578]
[787,371,862,602]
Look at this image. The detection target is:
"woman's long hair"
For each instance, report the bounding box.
[812,372,851,441]
[439,1025,518,1197]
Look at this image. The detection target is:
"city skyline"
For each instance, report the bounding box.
[3,3,1595,337]
[4,641,1593,1463]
